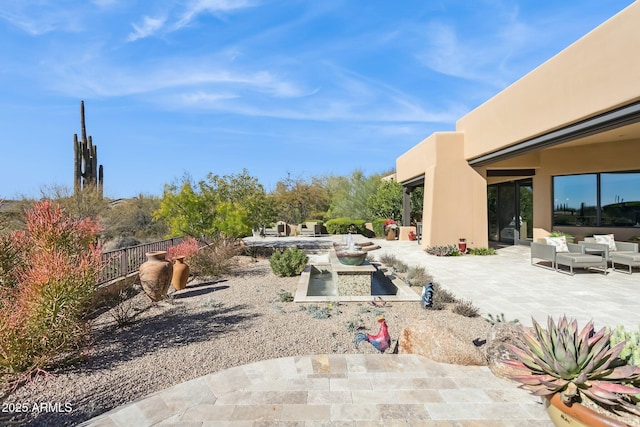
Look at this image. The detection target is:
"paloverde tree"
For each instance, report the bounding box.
[272,174,330,224]
[325,170,384,220]
[155,169,275,239]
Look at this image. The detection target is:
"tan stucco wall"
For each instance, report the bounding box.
[396,136,433,184]
[397,133,488,248]
[457,2,640,160]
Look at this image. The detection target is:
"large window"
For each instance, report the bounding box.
[553,172,640,227]
[601,173,640,227]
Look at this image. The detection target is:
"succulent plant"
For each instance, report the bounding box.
[505,316,640,415]
[609,324,640,367]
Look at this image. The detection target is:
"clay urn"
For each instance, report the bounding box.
[171,256,190,291]
[139,251,173,301]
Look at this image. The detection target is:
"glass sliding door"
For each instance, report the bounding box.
[488,179,533,246]
[518,180,533,244]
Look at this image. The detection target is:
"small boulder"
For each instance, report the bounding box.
[398,315,488,366]
[482,322,527,379]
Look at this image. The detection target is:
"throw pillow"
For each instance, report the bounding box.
[594,234,616,251]
[546,236,569,253]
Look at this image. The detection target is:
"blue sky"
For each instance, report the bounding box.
[0,0,634,199]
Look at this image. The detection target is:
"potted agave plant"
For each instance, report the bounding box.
[505,316,640,426]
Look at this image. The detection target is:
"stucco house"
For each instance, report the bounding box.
[396,2,640,249]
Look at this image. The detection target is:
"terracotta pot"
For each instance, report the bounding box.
[385,227,397,241]
[458,238,467,253]
[544,394,629,427]
[171,256,190,291]
[139,251,173,301]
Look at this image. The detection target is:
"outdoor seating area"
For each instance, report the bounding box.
[531,234,639,275]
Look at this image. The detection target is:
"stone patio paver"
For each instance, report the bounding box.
[371,238,638,329]
[81,354,550,426]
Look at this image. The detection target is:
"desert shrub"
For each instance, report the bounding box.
[300,303,341,319]
[485,313,519,325]
[0,201,103,376]
[425,245,461,256]
[277,289,294,302]
[468,247,497,256]
[378,253,397,266]
[107,285,144,328]
[430,282,458,310]
[324,218,366,235]
[405,266,432,286]
[188,238,240,277]
[371,218,386,237]
[0,232,28,290]
[452,299,480,317]
[242,244,274,259]
[269,247,308,277]
[300,304,331,319]
[392,260,409,273]
[166,237,200,262]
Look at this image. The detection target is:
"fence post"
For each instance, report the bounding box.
[121,247,128,277]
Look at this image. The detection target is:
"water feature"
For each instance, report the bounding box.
[334,234,367,266]
[294,236,421,303]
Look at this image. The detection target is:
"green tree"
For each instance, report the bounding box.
[410,186,424,223]
[202,169,275,232]
[326,170,382,220]
[272,174,330,224]
[155,169,275,239]
[366,180,403,220]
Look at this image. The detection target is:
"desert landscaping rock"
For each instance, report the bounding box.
[2,256,507,426]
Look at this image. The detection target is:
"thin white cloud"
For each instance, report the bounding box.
[46,55,313,101]
[180,91,239,103]
[125,0,256,42]
[0,4,84,35]
[415,2,538,88]
[127,15,167,41]
[173,0,256,31]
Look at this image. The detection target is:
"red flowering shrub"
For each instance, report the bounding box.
[166,237,200,262]
[0,201,103,376]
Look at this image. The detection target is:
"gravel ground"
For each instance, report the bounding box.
[2,256,491,427]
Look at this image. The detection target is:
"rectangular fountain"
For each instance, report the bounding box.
[294,249,421,303]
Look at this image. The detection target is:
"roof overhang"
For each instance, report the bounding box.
[468,100,640,167]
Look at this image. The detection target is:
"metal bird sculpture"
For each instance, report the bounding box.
[421,282,433,309]
[353,317,391,353]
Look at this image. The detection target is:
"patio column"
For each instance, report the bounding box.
[402,186,411,226]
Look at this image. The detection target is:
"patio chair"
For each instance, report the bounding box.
[531,239,583,270]
[299,222,322,237]
[578,235,639,274]
[531,238,606,275]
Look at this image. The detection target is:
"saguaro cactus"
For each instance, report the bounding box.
[73,101,103,197]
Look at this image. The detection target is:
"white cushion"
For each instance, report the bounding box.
[594,234,616,252]
[546,236,569,253]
